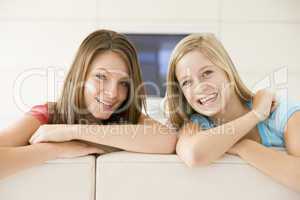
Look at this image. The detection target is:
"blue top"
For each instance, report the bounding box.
[190,95,300,147]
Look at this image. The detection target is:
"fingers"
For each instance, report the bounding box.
[270,94,279,113]
[256,88,278,114]
[270,101,278,113]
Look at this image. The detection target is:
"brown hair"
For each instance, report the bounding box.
[165,33,253,129]
[49,29,146,124]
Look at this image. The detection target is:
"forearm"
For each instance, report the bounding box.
[237,140,300,192]
[43,124,177,154]
[190,110,260,164]
[0,143,58,179]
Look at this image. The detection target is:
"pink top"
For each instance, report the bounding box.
[26,103,49,124]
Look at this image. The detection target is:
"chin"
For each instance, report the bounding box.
[193,104,221,117]
[92,112,113,120]
[198,110,220,117]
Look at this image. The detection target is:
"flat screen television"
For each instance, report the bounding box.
[125,34,188,97]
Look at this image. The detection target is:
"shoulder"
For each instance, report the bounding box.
[26,102,55,124]
[267,94,300,132]
[284,111,300,155]
[27,103,49,114]
[270,94,300,115]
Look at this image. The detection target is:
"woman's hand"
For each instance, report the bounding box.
[29,125,75,144]
[252,89,278,121]
[227,143,241,155]
[47,141,105,159]
[227,139,251,156]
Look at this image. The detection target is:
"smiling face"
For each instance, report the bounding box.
[175,50,234,117]
[84,51,130,120]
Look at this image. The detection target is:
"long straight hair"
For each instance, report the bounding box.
[165,33,253,129]
[49,29,146,124]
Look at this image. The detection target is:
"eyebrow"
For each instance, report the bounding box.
[93,66,129,79]
[177,65,214,81]
[197,65,214,73]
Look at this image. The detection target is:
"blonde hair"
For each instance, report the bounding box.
[165,33,253,129]
[49,29,146,124]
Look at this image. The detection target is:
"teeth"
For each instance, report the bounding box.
[95,97,112,106]
[199,93,217,105]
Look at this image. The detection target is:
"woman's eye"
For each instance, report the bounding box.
[181,80,191,87]
[95,74,106,80]
[120,81,129,87]
[202,70,213,78]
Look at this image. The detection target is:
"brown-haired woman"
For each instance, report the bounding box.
[0,30,177,179]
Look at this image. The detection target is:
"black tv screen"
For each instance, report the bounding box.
[125,34,188,97]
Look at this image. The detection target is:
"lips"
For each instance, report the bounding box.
[198,93,218,105]
[95,97,114,111]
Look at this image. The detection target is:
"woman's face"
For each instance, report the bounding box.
[175,50,233,117]
[84,51,130,120]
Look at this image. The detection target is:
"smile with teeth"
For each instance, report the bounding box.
[198,93,218,105]
[95,97,114,110]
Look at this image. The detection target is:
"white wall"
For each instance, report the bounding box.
[0,0,299,128]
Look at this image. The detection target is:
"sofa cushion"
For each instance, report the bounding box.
[0,156,96,200]
[96,151,300,200]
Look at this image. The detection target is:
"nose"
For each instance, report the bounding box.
[103,81,118,100]
[193,81,214,94]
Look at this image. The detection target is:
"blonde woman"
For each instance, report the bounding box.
[0,30,177,179]
[165,33,300,191]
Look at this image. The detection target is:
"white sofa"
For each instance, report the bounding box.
[1,152,299,200]
[0,97,299,199]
